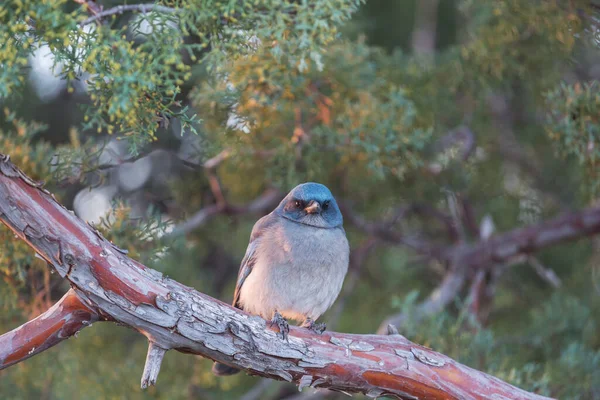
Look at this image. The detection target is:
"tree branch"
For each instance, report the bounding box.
[0,153,551,399]
[170,188,283,236]
[448,206,600,270]
[528,256,562,289]
[168,148,283,237]
[0,289,99,370]
[377,203,600,332]
[338,201,444,258]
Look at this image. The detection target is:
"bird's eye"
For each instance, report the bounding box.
[322,200,330,210]
[294,200,303,208]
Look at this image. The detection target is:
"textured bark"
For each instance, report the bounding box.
[0,289,99,369]
[0,153,551,399]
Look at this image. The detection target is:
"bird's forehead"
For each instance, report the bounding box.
[291,183,333,201]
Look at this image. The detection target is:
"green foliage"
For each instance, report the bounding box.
[93,202,176,263]
[545,82,600,194]
[0,114,55,313]
[0,110,52,180]
[195,39,431,188]
[50,138,110,185]
[1,0,363,150]
[457,0,579,88]
[391,292,600,399]
[1,0,600,399]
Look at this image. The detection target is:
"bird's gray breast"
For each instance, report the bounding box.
[238,218,349,321]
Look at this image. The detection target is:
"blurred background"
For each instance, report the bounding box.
[1,0,600,399]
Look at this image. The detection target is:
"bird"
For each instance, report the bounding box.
[212,182,349,376]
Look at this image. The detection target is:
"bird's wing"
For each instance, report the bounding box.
[232,213,276,309]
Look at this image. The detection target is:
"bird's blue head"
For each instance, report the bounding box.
[275,182,343,228]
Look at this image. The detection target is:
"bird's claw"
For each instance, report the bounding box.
[270,311,289,340]
[302,318,326,334]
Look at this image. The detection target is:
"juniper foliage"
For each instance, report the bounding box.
[0,1,599,399]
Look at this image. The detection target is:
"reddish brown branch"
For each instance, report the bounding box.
[0,153,550,399]
[0,289,99,370]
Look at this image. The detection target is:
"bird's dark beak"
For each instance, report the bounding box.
[305,200,321,214]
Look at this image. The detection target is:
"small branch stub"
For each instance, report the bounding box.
[386,324,400,335]
[141,342,168,389]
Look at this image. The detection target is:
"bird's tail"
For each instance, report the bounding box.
[212,362,240,376]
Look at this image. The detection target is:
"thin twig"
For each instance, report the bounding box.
[170,189,283,236]
[203,150,231,207]
[428,126,476,174]
[80,3,180,26]
[467,269,487,324]
[207,174,226,207]
[528,256,562,288]
[338,200,446,260]
[203,149,232,170]
[73,0,103,18]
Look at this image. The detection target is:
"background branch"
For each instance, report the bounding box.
[376,204,600,332]
[170,188,283,236]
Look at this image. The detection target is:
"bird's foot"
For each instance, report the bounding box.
[301,318,326,334]
[269,311,289,341]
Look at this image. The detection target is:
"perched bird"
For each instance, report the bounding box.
[212,182,349,376]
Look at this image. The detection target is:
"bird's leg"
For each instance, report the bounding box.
[301,317,326,334]
[269,310,289,340]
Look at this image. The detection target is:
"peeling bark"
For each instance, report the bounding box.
[0,154,551,399]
